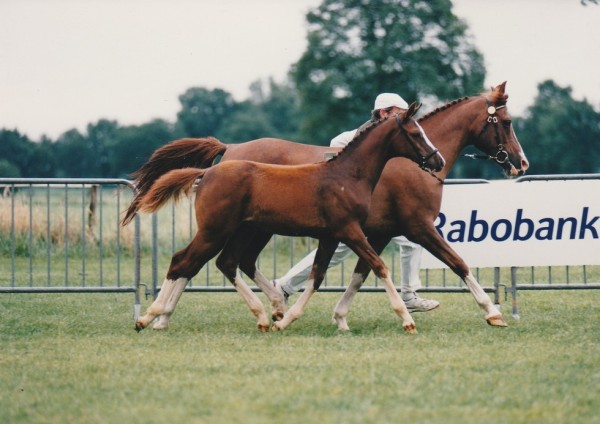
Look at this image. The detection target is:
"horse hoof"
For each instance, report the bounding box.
[258,324,270,333]
[134,321,145,332]
[403,323,417,334]
[271,323,283,332]
[332,316,350,331]
[272,312,284,322]
[486,315,508,327]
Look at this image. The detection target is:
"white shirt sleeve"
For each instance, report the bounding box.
[329,129,357,148]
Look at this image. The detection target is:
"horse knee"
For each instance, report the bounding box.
[238,259,256,279]
[453,261,470,279]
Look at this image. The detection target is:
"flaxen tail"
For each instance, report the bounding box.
[122,137,226,226]
[122,168,205,225]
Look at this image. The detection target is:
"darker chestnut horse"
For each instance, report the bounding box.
[125,82,528,331]
[125,103,445,333]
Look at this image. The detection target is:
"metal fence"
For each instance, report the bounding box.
[1,177,598,319]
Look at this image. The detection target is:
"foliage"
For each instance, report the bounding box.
[290,0,486,144]
[1,3,598,179]
[176,87,237,137]
[112,119,180,178]
[513,80,600,175]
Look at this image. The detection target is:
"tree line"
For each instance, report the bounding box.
[2,0,599,180]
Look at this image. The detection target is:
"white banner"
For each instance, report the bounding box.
[420,178,600,268]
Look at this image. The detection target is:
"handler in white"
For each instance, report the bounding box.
[273,93,440,312]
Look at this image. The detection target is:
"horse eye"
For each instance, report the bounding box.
[502,120,512,128]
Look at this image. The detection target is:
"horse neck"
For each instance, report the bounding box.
[419,97,484,179]
[330,119,399,188]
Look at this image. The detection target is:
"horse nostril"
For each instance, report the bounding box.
[521,159,529,171]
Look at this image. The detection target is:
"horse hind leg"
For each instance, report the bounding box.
[216,245,270,333]
[237,231,286,321]
[332,260,371,331]
[135,233,226,332]
[148,277,189,330]
[136,277,190,332]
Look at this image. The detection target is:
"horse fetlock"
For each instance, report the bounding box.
[134,318,148,332]
[403,321,417,334]
[271,310,284,322]
[270,298,286,320]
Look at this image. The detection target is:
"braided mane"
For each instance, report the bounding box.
[418,97,470,123]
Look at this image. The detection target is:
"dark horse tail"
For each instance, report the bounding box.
[122,137,226,226]
[127,168,206,224]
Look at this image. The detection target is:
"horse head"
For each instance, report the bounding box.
[395,102,445,172]
[472,82,529,177]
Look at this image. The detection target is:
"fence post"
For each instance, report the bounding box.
[493,267,500,307]
[511,267,520,320]
[152,213,159,299]
[133,214,141,320]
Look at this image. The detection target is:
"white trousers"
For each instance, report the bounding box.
[276,236,423,295]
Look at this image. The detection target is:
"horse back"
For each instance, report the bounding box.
[224,138,340,166]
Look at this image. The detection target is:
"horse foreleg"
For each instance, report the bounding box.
[413,226,506,327]
[272,238,338,331]
[332,236,388,331]
[342,229,416,334]
[464,272,506,326]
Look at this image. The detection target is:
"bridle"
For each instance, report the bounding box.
[394,114,440,171]
[464,99,512,166]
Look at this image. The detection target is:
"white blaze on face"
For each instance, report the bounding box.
[415,121,444,167]
[415,121,437,152]
[510,125,529,167]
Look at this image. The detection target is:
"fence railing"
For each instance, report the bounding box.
[1,177,598,320]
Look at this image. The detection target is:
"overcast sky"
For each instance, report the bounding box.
[1,0,599,140]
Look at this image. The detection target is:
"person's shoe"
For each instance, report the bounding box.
[402,293,440,313]
[272,280,290,304]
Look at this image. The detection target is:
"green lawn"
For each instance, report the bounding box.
[1,290,598,424]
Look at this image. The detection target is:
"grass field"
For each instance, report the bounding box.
[1,290,598,424]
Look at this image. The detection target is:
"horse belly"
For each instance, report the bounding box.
[245,200,326,236]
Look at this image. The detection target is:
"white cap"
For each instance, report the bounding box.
[373,93,409,110]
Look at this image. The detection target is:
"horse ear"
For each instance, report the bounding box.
[404,102,421,121]
[493,81,507,94]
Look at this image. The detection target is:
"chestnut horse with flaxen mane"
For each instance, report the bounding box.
[126,103,445,333]
[125,82,528,332]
